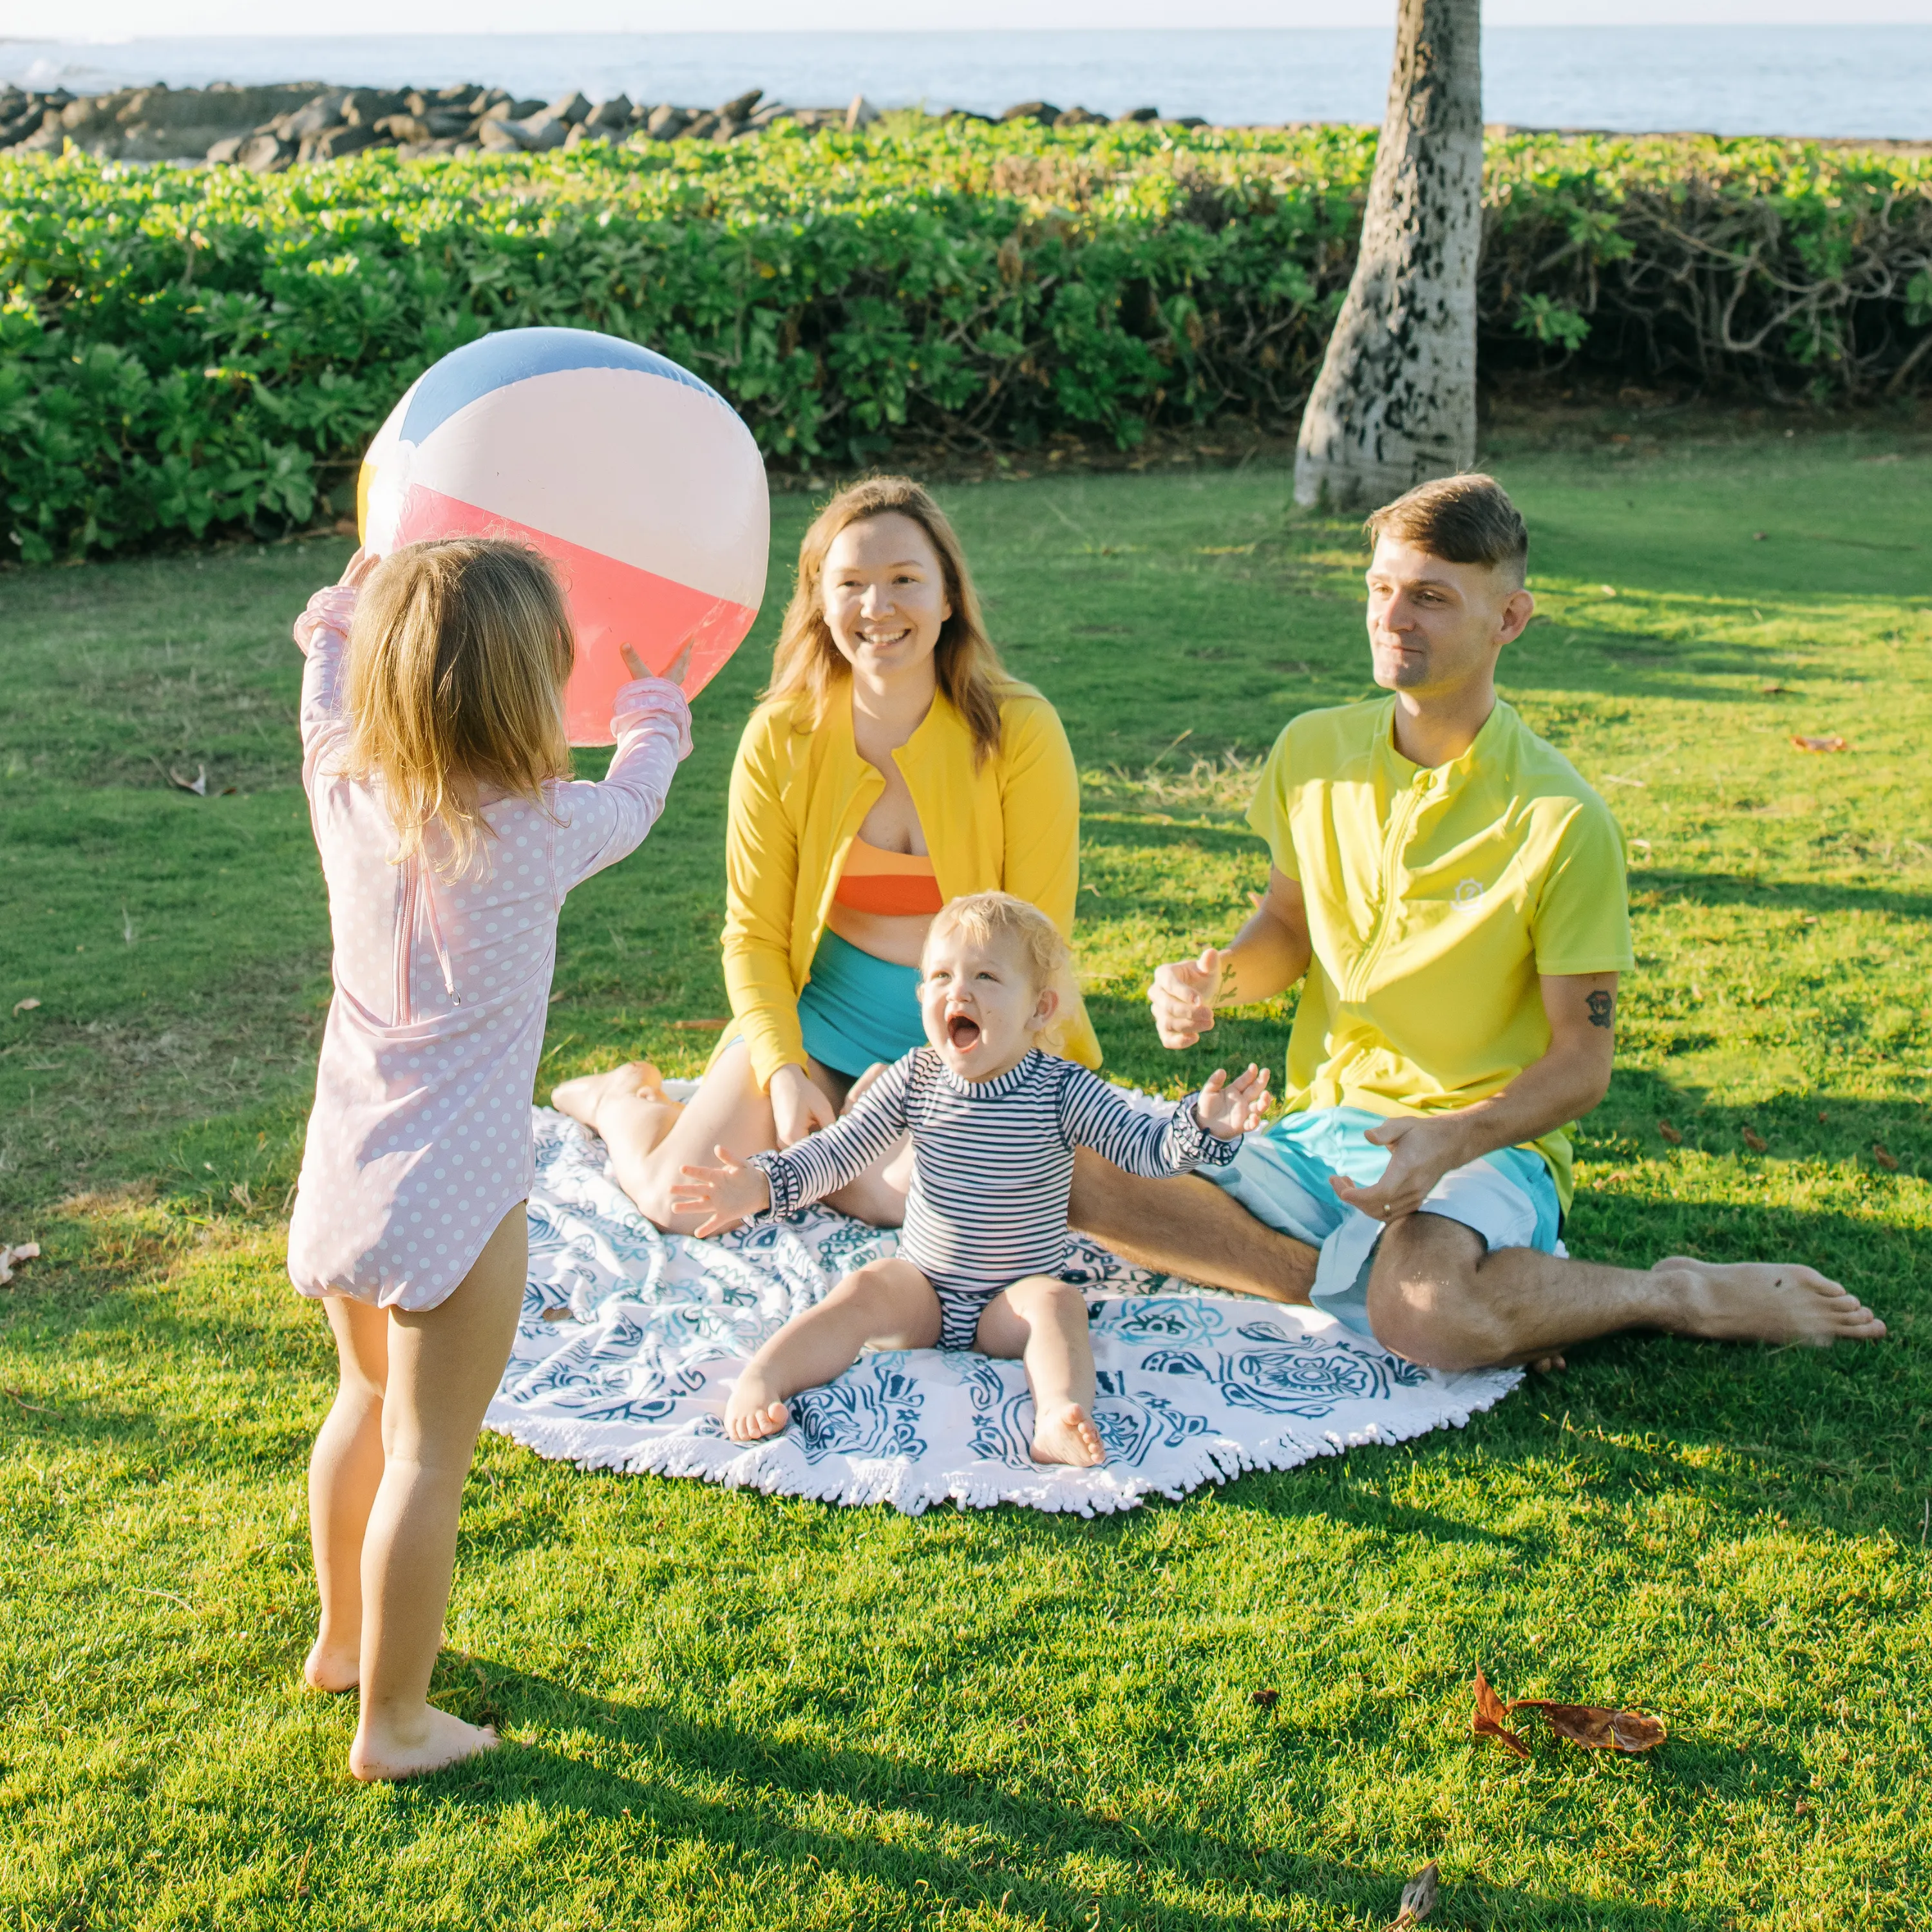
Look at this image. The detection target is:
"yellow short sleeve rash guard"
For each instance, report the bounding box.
[1245,695,1634,1210]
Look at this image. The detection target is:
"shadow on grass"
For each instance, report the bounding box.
[402,1655,1736,1932]
[1631,868,1932,921]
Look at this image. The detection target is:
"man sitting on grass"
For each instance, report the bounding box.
[1070,473,1886,1372]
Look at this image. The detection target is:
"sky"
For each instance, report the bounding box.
[8,1,1932,31]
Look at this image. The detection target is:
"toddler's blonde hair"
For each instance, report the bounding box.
[344,538,574,875]
[923,892,1074,1053]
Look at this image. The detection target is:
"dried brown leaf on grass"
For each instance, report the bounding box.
[1472,1666,1530,1758]
[1387,1861,1439,1927]
[1792,734,1848,753]
[1743,1127,1768,1152]
[11,996,39,1016]
[1872,1143,1900,1171]
[669,1018,730,1031]
[1472,1669,1665,1758]
[1658,1121,1683,1145]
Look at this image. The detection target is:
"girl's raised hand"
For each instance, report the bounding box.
[668,1145,772,1238]
[338,545,380,591]
[618,632,700,690]
[1193,1063,1270,1141]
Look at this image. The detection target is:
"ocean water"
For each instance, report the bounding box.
[2,28,1929,140]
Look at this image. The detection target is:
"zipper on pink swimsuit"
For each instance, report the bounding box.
[391,856,459,1022]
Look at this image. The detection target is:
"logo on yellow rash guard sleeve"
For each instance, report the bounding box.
[1452,878,1485,909]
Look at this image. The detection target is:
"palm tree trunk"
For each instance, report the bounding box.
[1293,0,1484,510]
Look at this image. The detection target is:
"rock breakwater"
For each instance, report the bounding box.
[0,81,1203,168]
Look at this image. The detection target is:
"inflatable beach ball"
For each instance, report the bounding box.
[358,327,768,743]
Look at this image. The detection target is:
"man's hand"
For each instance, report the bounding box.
[769,1062,837,1146]
[1193,1064,1270,1140]
[1328,1114,1471,1222]
[1150,947,1227,1049]
[669,1145,773,1237]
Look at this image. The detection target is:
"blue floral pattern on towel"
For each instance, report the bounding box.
[484,1108,1521,1515]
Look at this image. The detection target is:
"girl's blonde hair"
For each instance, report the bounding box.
[764,475,1010,763]
[923,892,1074,1053]
[343,538,574,875]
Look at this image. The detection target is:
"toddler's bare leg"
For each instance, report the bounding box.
[348,1202,528,1783]
[305,1294,389,1691]
[977,1279,1105,1468]
[727,1258,939,1441]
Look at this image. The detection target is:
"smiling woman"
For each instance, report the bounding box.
[551,475,1099,1235]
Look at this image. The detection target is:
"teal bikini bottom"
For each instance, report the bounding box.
[796,929,927,1077]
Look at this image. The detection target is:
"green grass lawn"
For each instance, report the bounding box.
[2,425,1929,1929]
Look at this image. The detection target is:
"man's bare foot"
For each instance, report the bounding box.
[1032,1401,1105,1467]
[303,1636,359,1693]
[724,1366,792,1443]
[551,1061,668,1133]
[349,1705,500,1783]
[1655,1256,1887,1346]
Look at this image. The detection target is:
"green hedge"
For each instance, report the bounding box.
[4,117,1930,560]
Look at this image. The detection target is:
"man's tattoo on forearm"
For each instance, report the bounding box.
[1218,958,1239,1002]
[1586,989,1615,1030]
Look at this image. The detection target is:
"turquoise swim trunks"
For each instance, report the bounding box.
[796,929,927,1077]
[1202,1106,1564,1341]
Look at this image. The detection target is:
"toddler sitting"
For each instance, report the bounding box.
[672,891,1268,1467]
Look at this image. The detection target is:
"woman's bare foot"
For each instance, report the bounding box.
[303,1635,359,1693]
[1655,1256,1887,1345]
[349,1705,500,1783]
[1032,1401,1105,1467]
[551,1061,668,1133]
[724,1365,792,1443]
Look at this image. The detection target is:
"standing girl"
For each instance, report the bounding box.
[289,540,693,1781]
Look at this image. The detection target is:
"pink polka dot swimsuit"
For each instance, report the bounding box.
[286,582,692,1311]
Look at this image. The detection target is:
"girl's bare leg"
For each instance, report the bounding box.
[553,1043,911,1233]
[347,1202,528,1783]
[305,1295,389,1691]
[726,1258,939,1441]
[976,1278,1105,1468]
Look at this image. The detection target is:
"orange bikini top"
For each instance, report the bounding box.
[833,835,944,916]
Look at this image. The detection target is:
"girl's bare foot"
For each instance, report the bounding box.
[1032,1401,1105,1467]
[303,1635,359,1693]
[724,1366,792,1442]
[551,1061,668,1133]
[1656,1256,1887,1345]
[349,1705,500,1783]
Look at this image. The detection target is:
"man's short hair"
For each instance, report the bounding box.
[1365,473,1529,585]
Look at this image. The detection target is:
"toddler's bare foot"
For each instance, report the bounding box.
[349,1705,500,1783]
[551,1061,668,1133]
[303,1634,359,1693]
[724,1366,792,1443]
[1032,1401,1105,1467]
[1654,1256,1886,1347]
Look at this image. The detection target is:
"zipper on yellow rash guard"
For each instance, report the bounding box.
[1345,775,1429,1004]
[393,856,419,1025]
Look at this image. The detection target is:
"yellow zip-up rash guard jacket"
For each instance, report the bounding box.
[717,680,1101,1089]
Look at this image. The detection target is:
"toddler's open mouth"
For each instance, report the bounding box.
[947,1012,981,1051]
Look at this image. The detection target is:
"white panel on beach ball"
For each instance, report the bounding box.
[358,327,769,744]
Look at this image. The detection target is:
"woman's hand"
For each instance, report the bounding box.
[1192,1063,1270,1141]
[620,632,699,691]
[769,1063,838,1147]
[668,1145,773,1238]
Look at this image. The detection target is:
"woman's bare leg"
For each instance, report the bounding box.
[554,1044,911,1233]
[305,1295,389,1691]
[819,1059,914,1226]
[726,1258,940,1441]
[347,1202,528,1783]
[976,1278,1105,1468]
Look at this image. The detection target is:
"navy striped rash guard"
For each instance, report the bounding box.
[749,1046,1239,1294]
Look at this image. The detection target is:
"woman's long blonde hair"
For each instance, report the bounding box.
[764,476,1010,762]
[343,538,574,875]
